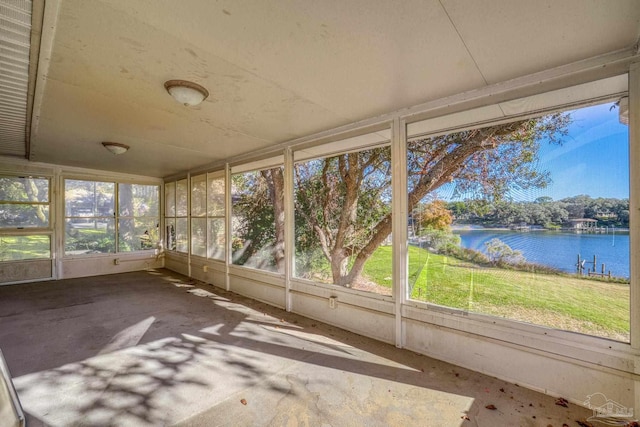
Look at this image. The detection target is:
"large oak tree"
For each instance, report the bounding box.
[233,112,570,286]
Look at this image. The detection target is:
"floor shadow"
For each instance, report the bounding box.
[0,269,592,426]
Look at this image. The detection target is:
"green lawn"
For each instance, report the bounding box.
[362,245,629,341]
[0,235,50,261]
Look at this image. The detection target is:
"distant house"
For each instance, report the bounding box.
[567,218,598,231]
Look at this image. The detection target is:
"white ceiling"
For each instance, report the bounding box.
[9,0,640,177]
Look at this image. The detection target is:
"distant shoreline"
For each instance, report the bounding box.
[451,224,630,232]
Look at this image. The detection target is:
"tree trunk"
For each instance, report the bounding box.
[119,184,135,250]
[331,249,350,285]
[23,178,46,224]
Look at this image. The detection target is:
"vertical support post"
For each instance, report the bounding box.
[54,167,63,279]
[284,147,294,312]
[186,172,191,279]
[391,117,408,348]
[225,163,231,291]
[628,63,640,415]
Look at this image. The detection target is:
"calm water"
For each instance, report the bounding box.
[455,229,630,278]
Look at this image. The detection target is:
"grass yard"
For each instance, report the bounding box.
[362,245,629,341]
[0,235,50,261]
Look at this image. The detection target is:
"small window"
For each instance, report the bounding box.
[191,174,207,257]
[294,143,392,296]
[65,180,115,254]
[65,179,159,255]
[0,176,51,261]
[232,167,284,272]
[118,184,159,252]
[0,176,49,229]
[207,173,225,260]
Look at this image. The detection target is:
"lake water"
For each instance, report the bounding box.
[454,229,630,278]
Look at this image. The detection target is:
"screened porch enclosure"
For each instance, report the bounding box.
[1,1,640,424]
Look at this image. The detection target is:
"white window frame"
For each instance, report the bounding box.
[401,74,632,351]
[0,174,53,262]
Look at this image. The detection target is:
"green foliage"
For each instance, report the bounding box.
[0,177,49,227]
[444,246,491,266]
[485,238,524,265]
[408,112,571,203]
[65,227,115,253]
[418,228,461,254]
[231,170,281,271]
[294,147,392,282]
[236,112,571,286]
[449,195,629,229]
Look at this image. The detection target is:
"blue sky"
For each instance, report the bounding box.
[441,101,630,202]
[536,102,629,201]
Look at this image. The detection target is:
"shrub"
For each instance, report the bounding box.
[419,228,461,253]
[485,238,525,265]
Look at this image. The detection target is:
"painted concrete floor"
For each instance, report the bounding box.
[0,269,595,427]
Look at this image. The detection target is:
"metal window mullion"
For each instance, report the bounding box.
[628,65,640,349]
[187,173,191,277]
[65,216,113,220]
[0,200,49,205]
[391,118,407,349]
[225,163,231,291]
[0,229,52,236]
[628,63,640,421]
[114,183,119,253]
[204,173,209,260]
[284,147,294,311]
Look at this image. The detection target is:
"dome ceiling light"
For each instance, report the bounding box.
[102,141,130,155]
[164,79,209,107]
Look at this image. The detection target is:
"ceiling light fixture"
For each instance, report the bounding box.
[102,141,130,155]
[164,79,209,106]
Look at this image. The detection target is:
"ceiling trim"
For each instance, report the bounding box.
[25,0,44,159]
[28,0,60,163]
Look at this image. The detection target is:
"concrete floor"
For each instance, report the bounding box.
[0,269,595,427]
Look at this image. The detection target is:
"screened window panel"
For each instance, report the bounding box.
[165,182,176,217]
[65,218,115,254]
[0,205,49,228]
[207,218,225,260]
[207,175,225,217]
[65,180,114,218]
[176,218,188,253]
[191,174,207,217]
[191,218,207,257]
[165,217,176,251]
[119,184,159,217]
[176,179,188,217]
[0,177,49,202]
[0,235,50,261]
[406,100,630,342]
